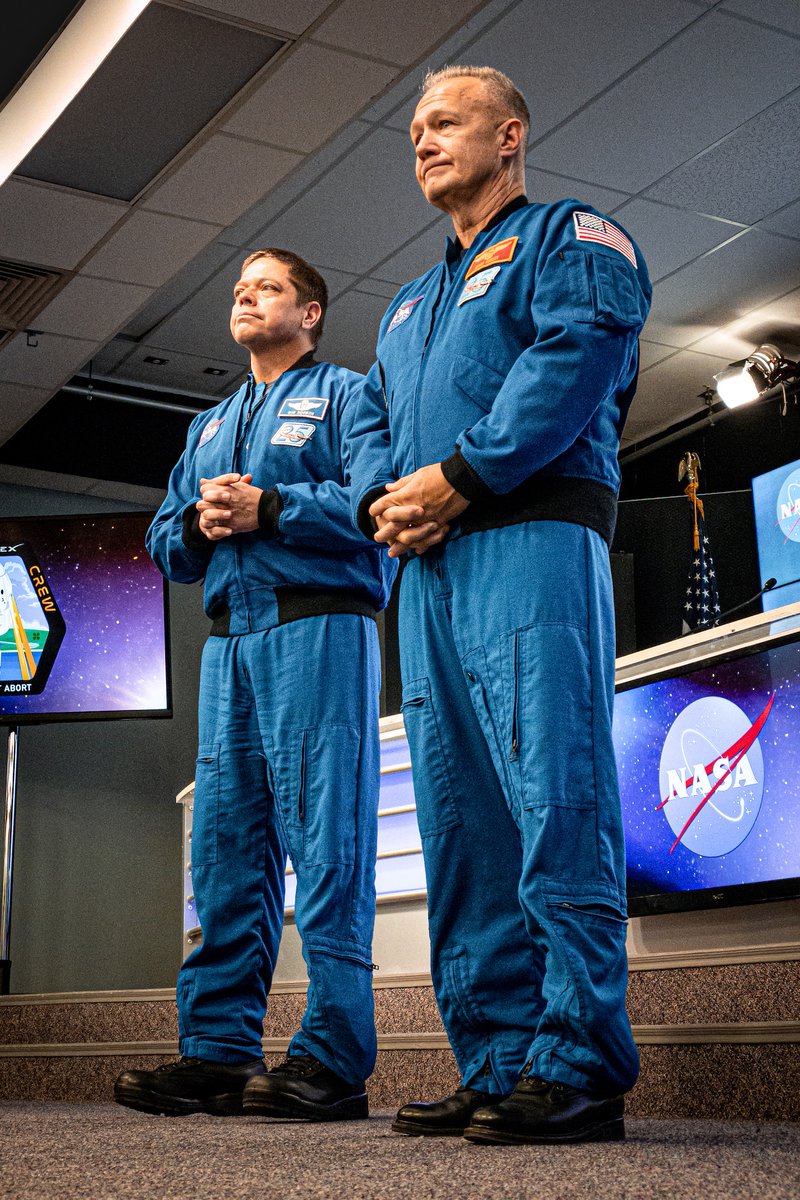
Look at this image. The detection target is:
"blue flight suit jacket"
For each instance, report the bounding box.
[148,354,396,634]
[353,196,651,544]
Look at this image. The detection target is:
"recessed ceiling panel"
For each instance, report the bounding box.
[525,169,631,217]
[722,0,800,35]
[16,3,284,200]
[624,349,732,442]
[319,289,389,373]
[0,0,84,108]
[84,211,223,288]
[182,0,331,35]
[0,330,97,388]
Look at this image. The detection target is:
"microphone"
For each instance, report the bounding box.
[713,579,777,626]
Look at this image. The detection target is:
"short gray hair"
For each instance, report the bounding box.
[421,65,530,139]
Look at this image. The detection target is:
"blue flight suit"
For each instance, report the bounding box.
[353,197,651,1096]
[148,353,396,1084]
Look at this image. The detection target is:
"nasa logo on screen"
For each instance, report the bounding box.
[776,466,800,543]
[0,544,65,696]
[657,693,774,857]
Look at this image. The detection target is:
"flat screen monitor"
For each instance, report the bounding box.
[751,457,800,611]
[0,512,171,724]
[614,628,800,915]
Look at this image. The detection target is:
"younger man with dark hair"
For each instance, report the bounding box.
[114,249,395,1121]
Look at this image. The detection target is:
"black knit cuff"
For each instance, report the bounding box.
[181,505,211,552]
[441,446,495,503]
[357,485,389,539]
[258,488,283,536]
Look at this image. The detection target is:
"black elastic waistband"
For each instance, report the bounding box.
[209,587,378,636]
[458,476,617,545]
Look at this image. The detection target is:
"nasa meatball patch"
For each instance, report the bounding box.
[198,417,225,448]
[387,296,424,333]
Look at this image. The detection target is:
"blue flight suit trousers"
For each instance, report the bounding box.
[399,521,639,1097]
[177,613,380,1085]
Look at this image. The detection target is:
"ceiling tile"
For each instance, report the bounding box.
[120,241,239,340]
[35,276,153,343]
[311,266,360,302]
[611,199,746,282]
[223,44,397,153]
[533,10,800,192]
[0,181,125,270]
[318,289,388,373]
[83,213,223,288]
[624,349,732,441]
[181,0,332,35]
[353,279,401,300]
[644,228,800,348]
[142,135,302,225]
[106,346,247,395]
[0,381,52,437]
[687,286,800,363]
[217,122,370,248]
[722,0,800,35]
[0,332,97,388]
[757,199,800,241]
[312,0,483,66]
[143,260,251,362]
[17,5,284,202]
[639,341,679,370]
[374,217,448,284]
[87,338,137,377]
[255,127,431,274]
[384,0,705,136]
[526,169,631,216]
[645,90,800,225]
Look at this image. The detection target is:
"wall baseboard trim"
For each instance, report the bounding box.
[3,941,799,1008]
[1,1022,798,1058]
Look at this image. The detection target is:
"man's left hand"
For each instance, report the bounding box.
[197,473,263,538]
[369,464,469,558]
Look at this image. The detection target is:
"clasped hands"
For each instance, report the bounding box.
[369,464,469,558]
[196,473,262,540]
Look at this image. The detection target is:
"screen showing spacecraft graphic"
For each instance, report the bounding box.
[0,513,170,723]
[752,457,800,611]
[614,637,800,915]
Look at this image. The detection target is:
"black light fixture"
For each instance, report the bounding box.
[713,343,800,409]
[143,355,168,365]
[203,367,227,376]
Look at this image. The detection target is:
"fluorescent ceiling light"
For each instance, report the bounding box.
[0,0,151,190]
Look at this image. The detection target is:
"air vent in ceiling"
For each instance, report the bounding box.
[0,258,71,331]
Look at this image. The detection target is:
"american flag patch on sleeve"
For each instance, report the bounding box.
[573,211,637,268]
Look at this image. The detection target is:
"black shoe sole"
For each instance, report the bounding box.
[243,1091,369,1122]
[391,1119,469,1137]
[114,1083,244,1117]
[463,1117,625,1145]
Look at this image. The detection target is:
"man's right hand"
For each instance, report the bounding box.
[196,473,254,541]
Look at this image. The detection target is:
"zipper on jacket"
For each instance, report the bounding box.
[510,632,519,760]
[298,731,307,822]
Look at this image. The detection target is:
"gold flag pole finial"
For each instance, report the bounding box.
[678,452,705,551]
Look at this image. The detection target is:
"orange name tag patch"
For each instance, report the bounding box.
[465,235,519,280]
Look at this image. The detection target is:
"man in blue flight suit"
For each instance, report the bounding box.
[114,248,395,1121]
[353,66,652,1144]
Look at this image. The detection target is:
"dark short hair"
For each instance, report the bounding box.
[240,248,328,346]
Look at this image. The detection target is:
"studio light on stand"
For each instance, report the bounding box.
[713,343,800,411]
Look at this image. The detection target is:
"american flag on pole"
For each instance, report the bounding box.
[682,507,721,632]
[573,211,637,268]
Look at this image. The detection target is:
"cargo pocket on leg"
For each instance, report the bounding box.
[401,678,462,837]
[191,744,220,866]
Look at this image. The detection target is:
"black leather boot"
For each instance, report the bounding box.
[392,1088,508,1136]
[242,1053,368,1121]
[114,1056,266,1117]
[464,1073,625,1144]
